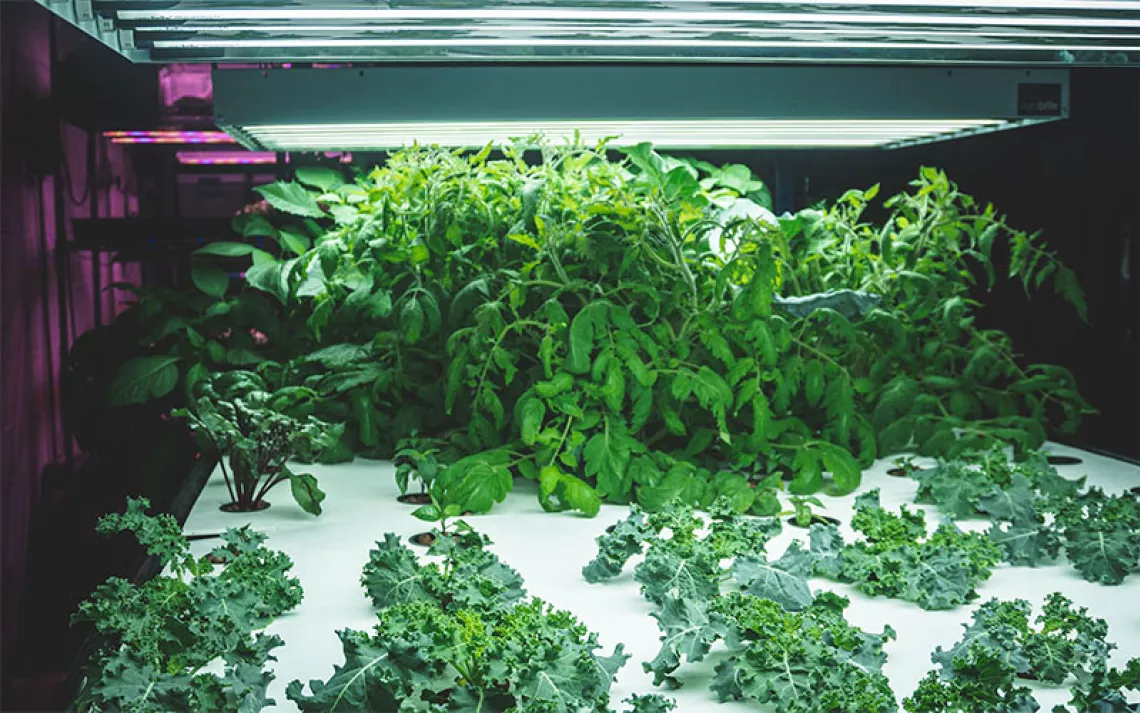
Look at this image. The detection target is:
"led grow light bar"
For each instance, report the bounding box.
[176,150,277,165]
[213,65,1069,152]
[104,130,235,145]
[36,0,1140,65]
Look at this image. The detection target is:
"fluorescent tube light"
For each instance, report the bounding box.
[232,119,1007,151]
[140,25,1140,42]
[212,66,1067,152]
[119,7,1140,28]
[154,37,1140,52]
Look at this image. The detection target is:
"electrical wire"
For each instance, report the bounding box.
[58,142,91,206]
[36,178,61,457]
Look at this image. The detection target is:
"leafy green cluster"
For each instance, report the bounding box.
[912,446,1140,585]
[582,502,783,603]
[175,370,344,514]
[806,489,1000,610]
[709,592,897,713]
[903,593,1136,713]
[914,447,1084,520]
[584,503,898,709]
[1048,487,1140,585]
[73,498,302,712]
[109,140,1090,516]
[290,528,647,712]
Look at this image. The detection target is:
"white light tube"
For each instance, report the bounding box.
[229,119,1011,150]
[120,8,1140,28]
[153,37,1140,51]
[137,25,1140,42]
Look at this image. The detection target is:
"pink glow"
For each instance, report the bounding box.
[177,150,278,165]
[103,130,234,144]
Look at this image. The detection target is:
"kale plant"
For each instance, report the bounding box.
[290,527,629,711]
[904,593,1135,713]
[583,502,897,709]
[807,489,1001,610]
[72,498,302,713]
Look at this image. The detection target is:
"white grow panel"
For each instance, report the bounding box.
[185,442,1140,712]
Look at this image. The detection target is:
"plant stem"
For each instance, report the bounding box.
[548,418,574,467]
[217,455,236,505]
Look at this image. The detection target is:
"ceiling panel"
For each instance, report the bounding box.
[36,0,1140,64]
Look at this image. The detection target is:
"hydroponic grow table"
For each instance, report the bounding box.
[184,442,1140,712]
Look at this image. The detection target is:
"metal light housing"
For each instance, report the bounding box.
[213,65,1070,151]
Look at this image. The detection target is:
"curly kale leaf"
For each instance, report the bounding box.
[74,502,301,713]
[912,449,1082,522]
[708,514,782,559]
[287,624,448,712]
[732,543,814,612]
[978,474,1040,524]
[1053,657,1140,713]
[303,528,627,713]
[914,460,994,519]
[1052,489,1140,585]
[210,526,304,621]
[904,645,1040,713]
[633,544,721,607]
[925,588,1112,693]
[361,533,524,614]
[361,533,435,609]
[814,493,997,610]
[95,496,196,574]
[493,599,627,711]
[851,489,927,544]
[988,518,1062,567]
[710,593,897,713]
[643,596,730,686]
[582,507,652,583]
[623,693,677,713]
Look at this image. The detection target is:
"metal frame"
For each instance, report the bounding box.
[35,0,1140,65]
[212,64,1070,151]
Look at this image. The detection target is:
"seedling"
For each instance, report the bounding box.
[394,433,442,504]
[783,495,834,528]
[888,456,922,477]
[408,483,472,547]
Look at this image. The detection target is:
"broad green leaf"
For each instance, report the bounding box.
[568,301,609,374]
[254,181,325,218]
[295,166,345,192]
[539,465,601,516]
[194,242,257,258]
[191,260,229,298]
[583,418,635,501]
[287,469,325,516]
[109,356,180,406]
[519,398,546,446]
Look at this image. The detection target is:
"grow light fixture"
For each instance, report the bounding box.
[104,130,235,145]
[213,65,1069,151]
[174,150,356,165]
[33,0,1140,65]
[175,150,278,165]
